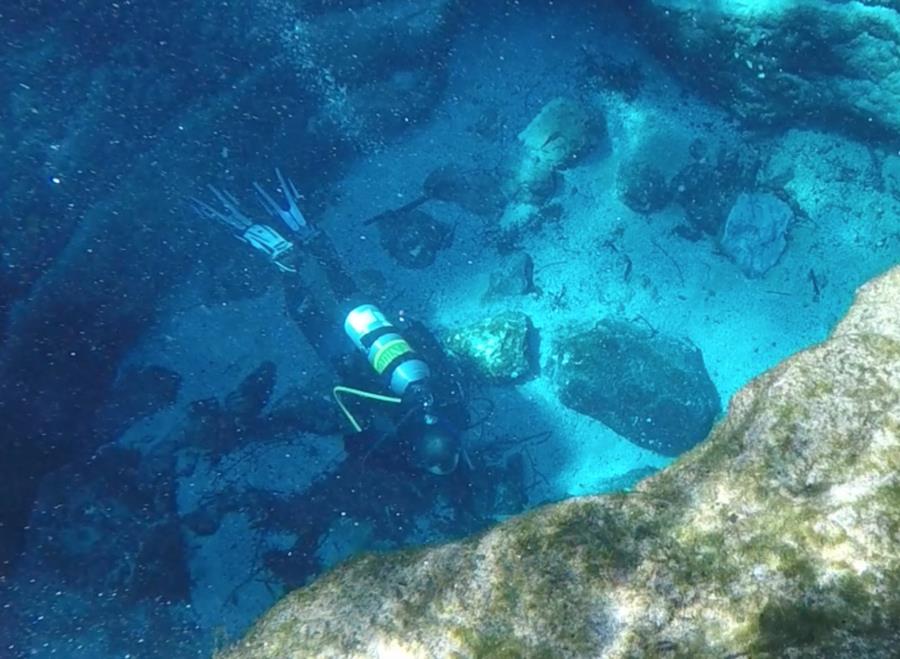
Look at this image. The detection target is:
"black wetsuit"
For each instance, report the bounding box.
[270,230,477,585]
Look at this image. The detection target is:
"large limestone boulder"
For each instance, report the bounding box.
[627,1,900,138]
[219,265,900,658]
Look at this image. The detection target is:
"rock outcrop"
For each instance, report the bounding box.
[219,265,900,658]
[627,1,900,138]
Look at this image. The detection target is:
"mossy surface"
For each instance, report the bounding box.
[443,311,533,382]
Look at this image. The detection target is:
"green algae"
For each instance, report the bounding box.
[751,570,900,655]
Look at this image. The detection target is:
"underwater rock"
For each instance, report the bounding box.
[518,97,602,169]
[628,1,900,138]
[443,311,534,383]
[378,208,454,269]
[616,158,671,214]
[218,265,900,659]
[553,320,720,456]
[671,147,755,239]
[511,97,604,204]
[720,192,793,278]
[482,252,535,301]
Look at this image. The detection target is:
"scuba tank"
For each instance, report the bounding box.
[336,304,461,475]
[343,304,432,399]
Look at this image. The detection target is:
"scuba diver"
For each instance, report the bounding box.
[190,170,469,479]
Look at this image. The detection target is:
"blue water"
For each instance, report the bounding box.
[1,1,898,656]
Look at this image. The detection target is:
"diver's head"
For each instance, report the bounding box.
[402,416,461,475]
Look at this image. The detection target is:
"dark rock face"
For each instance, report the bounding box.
[626,1,900,138]
[553,320,720,456]
[617,159,671,214]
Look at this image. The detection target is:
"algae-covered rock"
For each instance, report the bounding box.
[553,320,720,456]
[443,311,534,383]
[220,266,900,659]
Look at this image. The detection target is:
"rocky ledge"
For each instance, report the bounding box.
[220,266,900,658]
[629,1,900,138]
